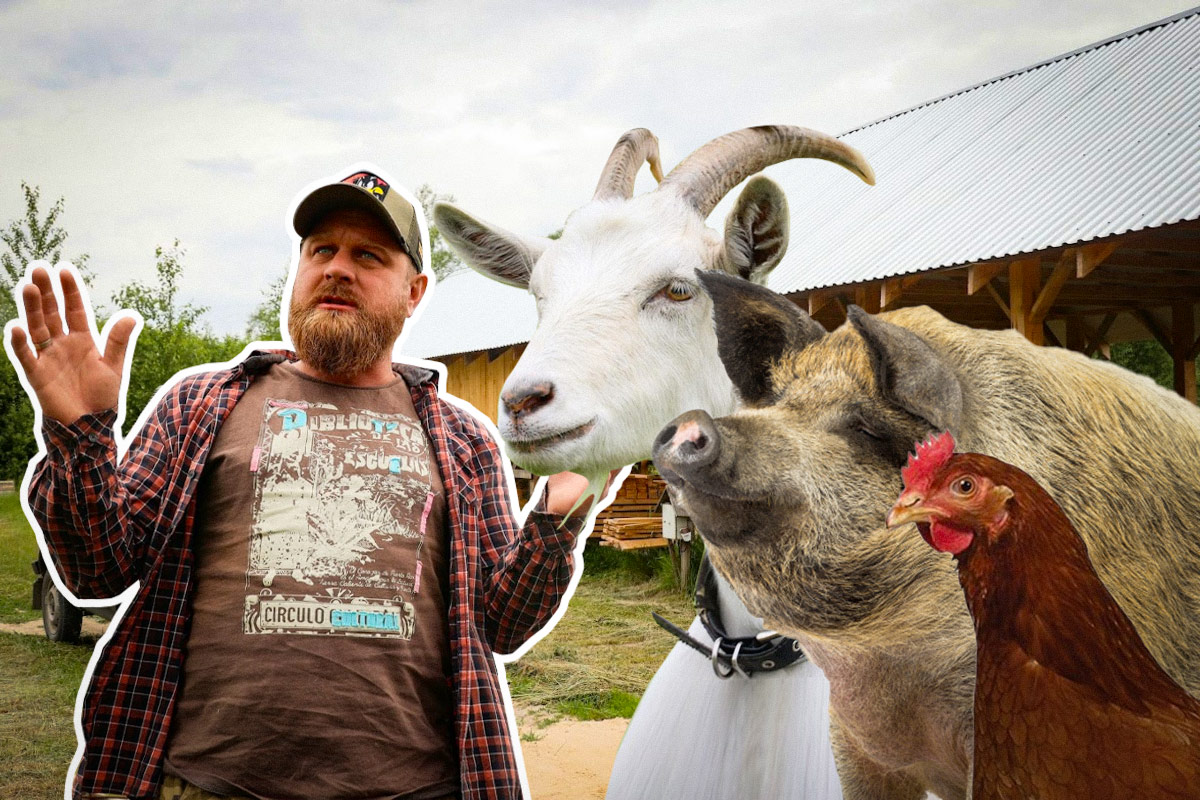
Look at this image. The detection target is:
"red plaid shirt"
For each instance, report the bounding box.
[30,351,583,800]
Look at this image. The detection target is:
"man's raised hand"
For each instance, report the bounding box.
[7,265,138,425]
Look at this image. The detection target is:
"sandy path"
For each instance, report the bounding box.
[516,707,628,800]
[0,617,110,637]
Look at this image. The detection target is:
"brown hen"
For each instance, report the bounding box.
[887,432,1200,800]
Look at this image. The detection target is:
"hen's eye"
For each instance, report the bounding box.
[953,477,975,495]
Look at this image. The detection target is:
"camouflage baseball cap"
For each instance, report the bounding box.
[292,171,425,271]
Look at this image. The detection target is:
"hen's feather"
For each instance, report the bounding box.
[896,450,1200,799]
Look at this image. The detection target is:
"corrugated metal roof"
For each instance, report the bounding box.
[400,8,1200,359]
[770,6,1200,294]
[398,268,536,359]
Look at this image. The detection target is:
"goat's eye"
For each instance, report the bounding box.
[663,281,693,302]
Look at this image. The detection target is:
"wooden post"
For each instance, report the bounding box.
[1172,303,1197,403]
[1009,258,1042,345]
[1065,317,1087,353]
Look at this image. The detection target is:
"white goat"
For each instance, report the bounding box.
[435,126,874,800]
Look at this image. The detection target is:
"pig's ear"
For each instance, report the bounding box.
[699,271,826,404]
[847,306,963,431]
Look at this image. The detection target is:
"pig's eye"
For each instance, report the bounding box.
[857,425,881,440]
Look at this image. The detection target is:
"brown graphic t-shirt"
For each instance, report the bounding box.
[164,362,459,800]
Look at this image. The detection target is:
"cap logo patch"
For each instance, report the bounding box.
[343,171,390,201]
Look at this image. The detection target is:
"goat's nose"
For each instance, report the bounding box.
[653,409,720,477]
[502,382,555,419]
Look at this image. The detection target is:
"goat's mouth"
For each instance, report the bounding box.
[505,419,596,454]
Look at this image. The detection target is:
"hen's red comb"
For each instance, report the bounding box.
[901,431,957,490]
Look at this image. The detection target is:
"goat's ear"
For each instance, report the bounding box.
[847,306,963,432]
[432,203,547,289]
[721,176,789,283]
[699,270,825,405]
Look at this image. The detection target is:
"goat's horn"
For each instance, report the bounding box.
[658,125,875,217]
[593,128,665,202]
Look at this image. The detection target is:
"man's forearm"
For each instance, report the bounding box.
[31,409,147,599]
[483,508,582,655]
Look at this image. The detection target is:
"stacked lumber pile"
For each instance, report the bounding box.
[596,473,669,550]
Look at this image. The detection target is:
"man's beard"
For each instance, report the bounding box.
[288,283,408,379]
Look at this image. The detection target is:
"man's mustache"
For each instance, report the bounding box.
[303,282,360,309]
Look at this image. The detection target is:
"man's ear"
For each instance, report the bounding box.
[407,272,429,316]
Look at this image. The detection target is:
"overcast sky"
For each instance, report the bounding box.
[0,0,1191,335]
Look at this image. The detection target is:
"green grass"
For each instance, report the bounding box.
[0,632,93,799]
[506,545,697,721]
[1,492,41,624]
[0,490,94,798]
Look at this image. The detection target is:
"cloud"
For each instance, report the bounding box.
[0,0,1189,334]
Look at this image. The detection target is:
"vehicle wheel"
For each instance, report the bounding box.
[42,579,84,644]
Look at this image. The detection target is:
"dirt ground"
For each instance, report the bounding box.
[0,617,110,638]
[515,705,628,800]
[1,618,629,800]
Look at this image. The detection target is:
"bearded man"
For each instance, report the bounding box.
[9,169,598,800]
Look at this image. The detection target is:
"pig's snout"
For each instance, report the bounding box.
[653,409,720,482]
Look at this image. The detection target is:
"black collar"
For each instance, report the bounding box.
[653,554,807,678]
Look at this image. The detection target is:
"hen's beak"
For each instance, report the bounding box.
[887,491,934,528]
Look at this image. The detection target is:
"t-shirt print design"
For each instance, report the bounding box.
[242,398,435,638]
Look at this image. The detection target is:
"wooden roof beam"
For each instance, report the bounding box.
[1080,313,1117,359]
[968,262,1007,295]
[1029,251,1076,323]
[1134,309,1173,353]
[985,283,1010,318]
[809,289,837,316]
[1076,240,1120,278]
[880,275,923,310]
[854,283,881,314]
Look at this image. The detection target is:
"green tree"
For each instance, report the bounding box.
[0,183,94,481]
[416,184,465,281]
[246,265,289,342]
[0,182,91,321]
[113,241,246,432]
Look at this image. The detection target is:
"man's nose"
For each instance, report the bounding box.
[323,251,356,282]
